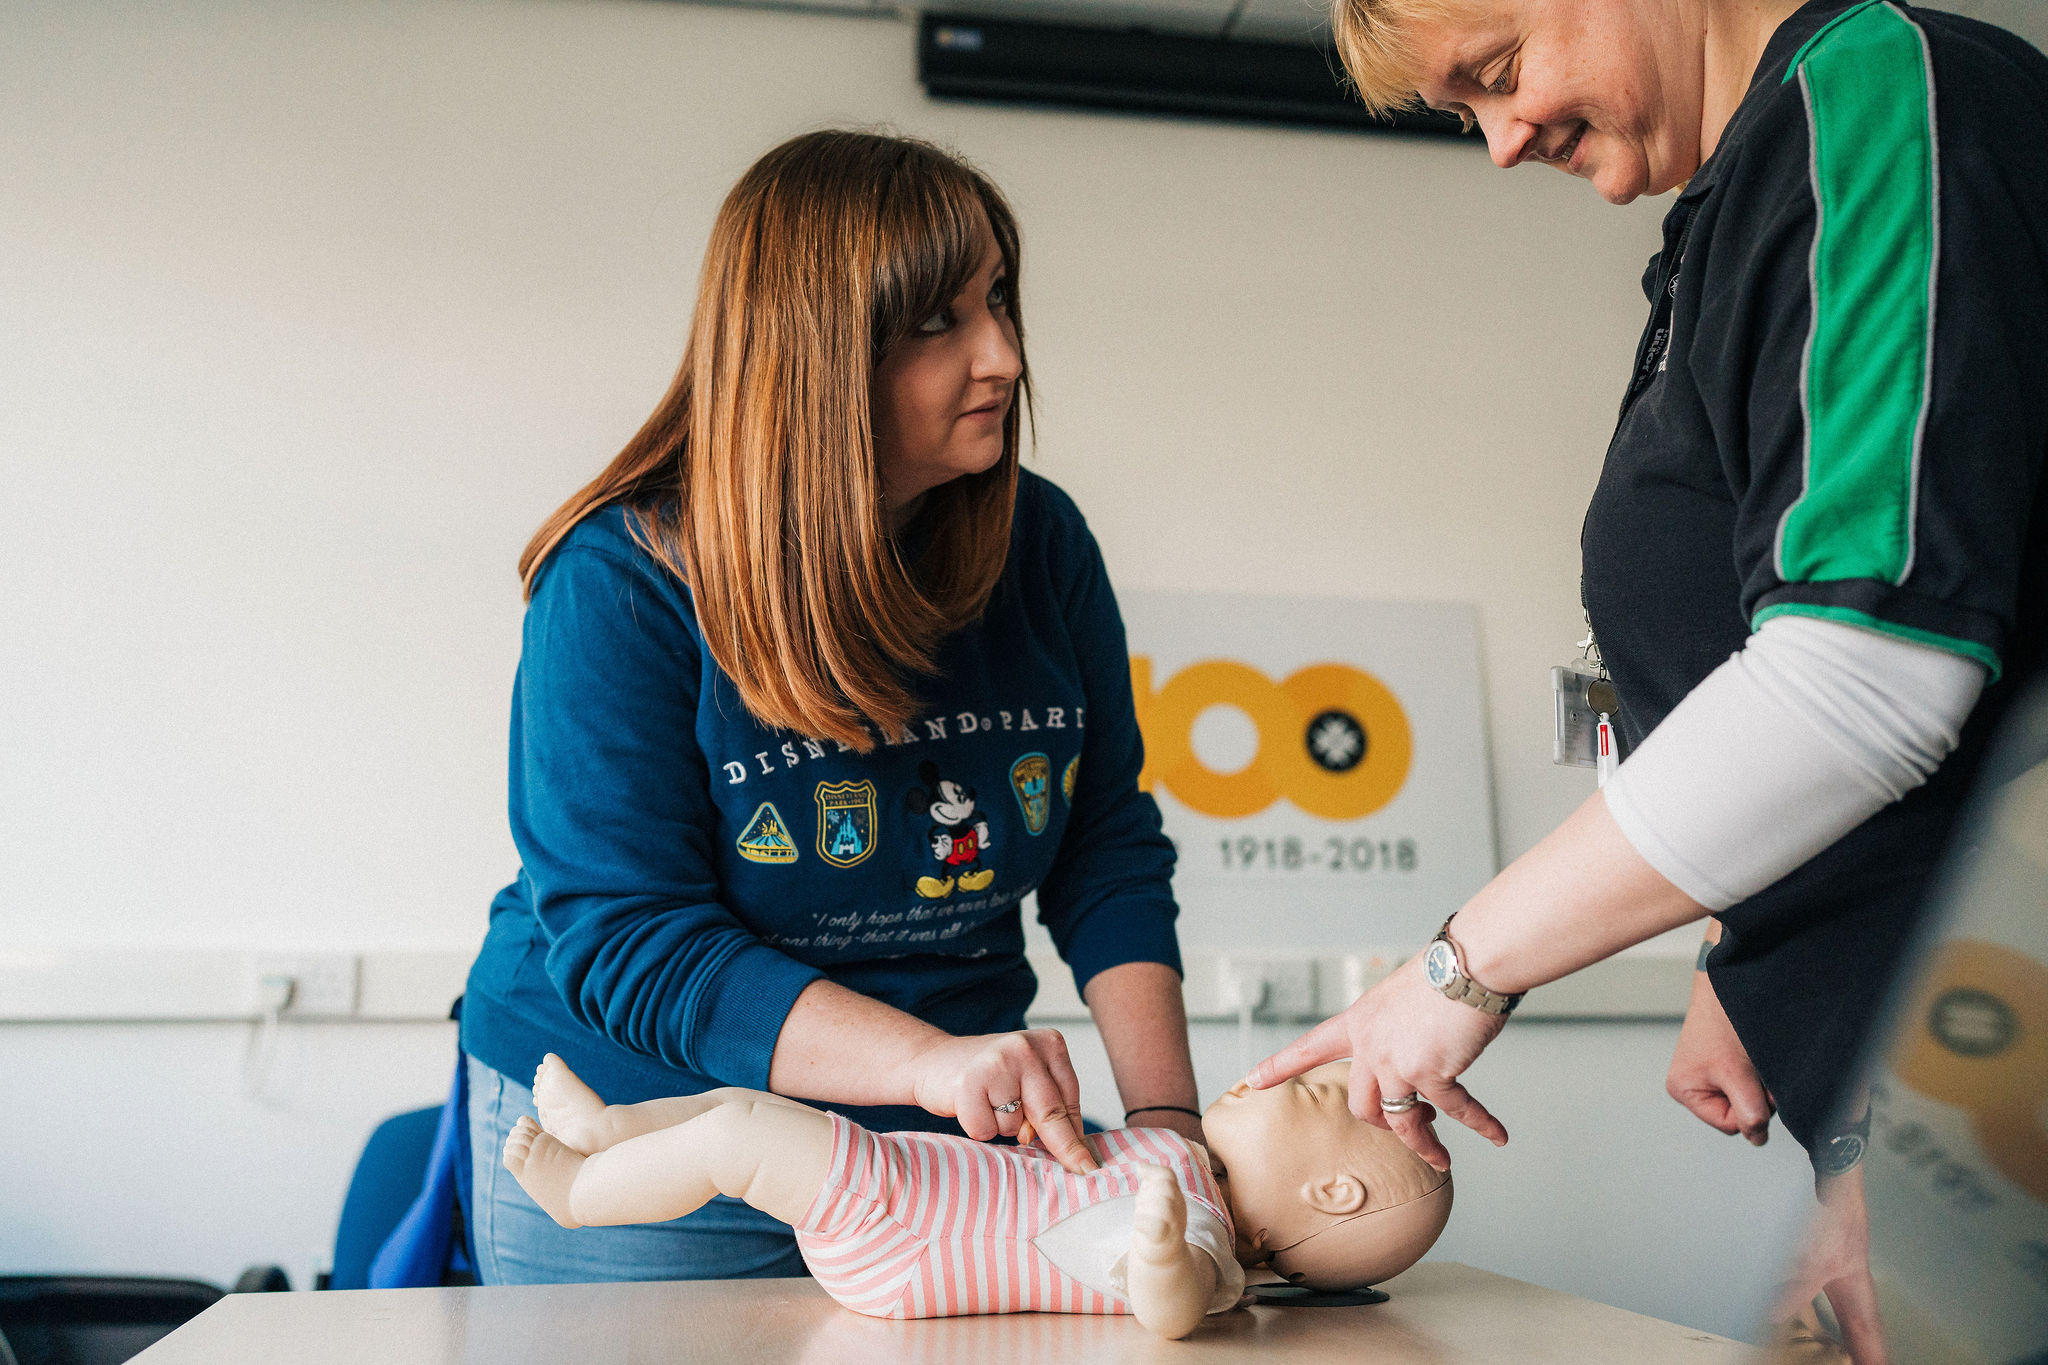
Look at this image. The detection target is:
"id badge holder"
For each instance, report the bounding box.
[1552,661,1601,769]
[1553,635,1621,785]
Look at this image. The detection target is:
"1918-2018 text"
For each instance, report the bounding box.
[1216,835,1418,874]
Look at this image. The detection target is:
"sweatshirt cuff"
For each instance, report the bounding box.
[685,941,826,1089]
[1058,897,1183,996]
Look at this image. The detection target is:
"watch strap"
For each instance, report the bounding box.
[1431,922,1525,1016]
[1441,974,1523,1016]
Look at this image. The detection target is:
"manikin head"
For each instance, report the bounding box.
[1201,1062,1452,1289]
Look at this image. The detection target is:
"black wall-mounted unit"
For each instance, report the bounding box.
[917,13,1472,137]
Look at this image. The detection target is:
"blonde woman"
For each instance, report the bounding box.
[1255,0,2046,1355]
[462,131,1200,1284]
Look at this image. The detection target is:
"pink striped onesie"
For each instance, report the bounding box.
[793,1117,1245,1320]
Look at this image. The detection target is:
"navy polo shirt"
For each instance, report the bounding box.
[1582,0,2048,1145]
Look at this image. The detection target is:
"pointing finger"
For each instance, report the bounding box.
[1030,1029,1085,1120]
[1023,1069,1098,1175]
[1248,1018,1350,1090]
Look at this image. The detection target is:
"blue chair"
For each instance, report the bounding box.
[327,1044,475,1291]
[329,1107,443,1290]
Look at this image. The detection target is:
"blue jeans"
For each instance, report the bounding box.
[465,1057,809,1284]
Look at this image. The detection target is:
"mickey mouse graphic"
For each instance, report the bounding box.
[904,760,995,899]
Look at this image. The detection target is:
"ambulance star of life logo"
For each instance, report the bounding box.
[814,780,877,868]
[1305,710,1366,774]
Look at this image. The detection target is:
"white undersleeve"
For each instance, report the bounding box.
[1601,615,1986,912]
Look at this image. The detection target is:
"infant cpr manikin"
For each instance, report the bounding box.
[502,1057,1450,1339]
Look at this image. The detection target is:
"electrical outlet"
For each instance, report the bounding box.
[1216,955,1318,1022]
[249,954,359,1017]
[1332,952,1399,1011]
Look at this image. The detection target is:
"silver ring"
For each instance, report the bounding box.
[1379,1092,1422,1113]
[994,1100,1022,1114]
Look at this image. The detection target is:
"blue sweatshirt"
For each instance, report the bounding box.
[461,471,1181,1132]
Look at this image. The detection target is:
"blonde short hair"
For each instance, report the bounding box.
[1330,0,1463,117]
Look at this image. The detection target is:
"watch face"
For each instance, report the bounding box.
[1424,940,1457,990]
[1817,1133,1866,1178]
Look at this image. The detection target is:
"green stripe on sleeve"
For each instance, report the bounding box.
[1775,2,1938,589]
[1782,0,1880,78]
[1752,603,2001,680]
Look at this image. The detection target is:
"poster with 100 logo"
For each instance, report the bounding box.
[1120,592,1497,957]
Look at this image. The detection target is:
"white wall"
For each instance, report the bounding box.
[6,1022,464,1297]
[3,0,1659,950]
[2,0,1827,1342]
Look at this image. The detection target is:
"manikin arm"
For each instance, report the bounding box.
[1124,1165,1220,1339]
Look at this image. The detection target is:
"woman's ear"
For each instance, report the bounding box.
[1299,1175,1367,1216]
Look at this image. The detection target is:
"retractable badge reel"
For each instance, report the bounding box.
[1553,627,1620,786]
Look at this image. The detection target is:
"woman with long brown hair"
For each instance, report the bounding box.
[459,130,1201,1283]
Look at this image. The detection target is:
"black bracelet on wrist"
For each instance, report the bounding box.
[1124,1104,1203,1123]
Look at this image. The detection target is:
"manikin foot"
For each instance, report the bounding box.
[503,1115,586,1229]
[533,1052,612,1155]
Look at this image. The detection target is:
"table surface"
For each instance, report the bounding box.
[132,1262,1752,1365]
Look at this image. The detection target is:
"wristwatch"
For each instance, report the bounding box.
[1422,918,1524,1016]
[1813,1109,1871,1179]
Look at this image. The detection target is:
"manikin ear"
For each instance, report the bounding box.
[1298,1175,1368,1217]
